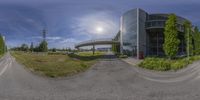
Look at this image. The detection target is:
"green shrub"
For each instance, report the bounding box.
[170,59,188,70]
[138,56,200,71]
[193,50,200,55]
[189,55,200,61]
[157,59,171,71]
[139,58,170,71]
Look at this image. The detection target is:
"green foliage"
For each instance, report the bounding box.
[0,34,6,55]
[139,58,170,71]
[29,40,48,52]
[52,48,56,52]
[21,44,29,52]
[11,36,48,52]
[68,51,104,61]
[184,21,194,56]
[139,55,200,71]
[170,59,189,70]
[12,51,97,78]
[193,26,200,55]
[38,40,48,52]
[163,14,180,59]
[11,44,29,52]
[30,42,34,52]
[189,55,200,61]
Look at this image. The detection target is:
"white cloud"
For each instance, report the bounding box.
[46,36,61,40]
[32,36,61,40]
[60,38,79,43]
[48,38,80,49]
[30,36,80,48]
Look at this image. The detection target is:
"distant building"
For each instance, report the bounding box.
[76,8,191,59]
[113,8,188,59]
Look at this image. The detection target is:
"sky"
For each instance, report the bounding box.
[0,0,200,49]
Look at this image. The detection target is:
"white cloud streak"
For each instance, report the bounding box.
[32,36,61,40]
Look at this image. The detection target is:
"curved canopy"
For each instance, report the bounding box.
[75,38,120,48]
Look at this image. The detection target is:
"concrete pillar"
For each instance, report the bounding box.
[92,44,95,55]
[77,47,80,52]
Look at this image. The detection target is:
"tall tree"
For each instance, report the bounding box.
[0,34,5,55]
[163,14,180,59]
[184,21,193,56]
[38,40,48,52]
[193,26,200,55]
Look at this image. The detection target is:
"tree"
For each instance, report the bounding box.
[33,45,39,52]
[30,42,34,52]
[68,48,72,52]
[163,14,180,59]
[52,48,56,52]
[21,44,29,52]
[0,34,5,55]
[193,26,200,55]
[184,21,193,56]
[38,40,48,52]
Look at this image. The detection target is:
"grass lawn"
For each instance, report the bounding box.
[138,55,200,71]
[77,51,105,56]
[0,53,5,59]
[12,51,104,78]
[68,51,105,61]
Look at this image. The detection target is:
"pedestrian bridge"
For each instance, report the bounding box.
[75,38,120,48]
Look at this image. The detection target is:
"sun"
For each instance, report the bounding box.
[96,26,104,33]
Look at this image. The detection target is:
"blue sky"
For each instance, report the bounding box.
[0,0,200,49]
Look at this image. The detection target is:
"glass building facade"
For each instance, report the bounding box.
[117,8,188,59]
[120,9,138,56]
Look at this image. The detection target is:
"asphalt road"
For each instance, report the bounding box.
[0,53,200,100]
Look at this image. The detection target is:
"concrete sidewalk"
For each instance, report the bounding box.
[121,57,143,66]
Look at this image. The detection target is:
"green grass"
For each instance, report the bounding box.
[12,51,103,78]
[0,53,5,59]
[68,51,105,61]
[138,55,200,71]
[78,51,105,56]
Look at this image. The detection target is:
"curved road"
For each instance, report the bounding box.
[0,53,200,100]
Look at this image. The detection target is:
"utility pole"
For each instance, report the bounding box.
[42,28,47,41]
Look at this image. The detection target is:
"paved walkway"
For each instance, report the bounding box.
[122,57,142,66]
[0,53,200,100]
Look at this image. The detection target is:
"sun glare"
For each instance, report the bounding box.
[96,26,104,33]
